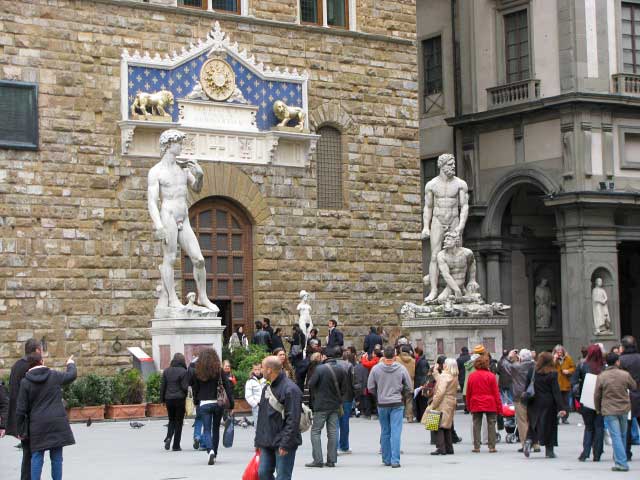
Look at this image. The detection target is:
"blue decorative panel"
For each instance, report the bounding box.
[127,53,303,130]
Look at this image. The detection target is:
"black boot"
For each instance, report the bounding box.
[545,447,556,459]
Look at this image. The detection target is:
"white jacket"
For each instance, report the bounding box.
[245,375,266,408]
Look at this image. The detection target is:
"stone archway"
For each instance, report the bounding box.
[188,163,271,226]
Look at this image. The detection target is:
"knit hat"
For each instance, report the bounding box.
[473,344,486,355]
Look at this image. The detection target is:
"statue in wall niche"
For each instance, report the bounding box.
[421,153,469,302]
[297,290,313,339]
[534,278,553,330]
[148,129,219,314]
[273,100,306,132]
[592,277,613,335]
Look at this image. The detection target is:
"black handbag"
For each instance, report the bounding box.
[222,414,235,448]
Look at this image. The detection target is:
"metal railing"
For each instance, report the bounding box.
[487,79,540,108]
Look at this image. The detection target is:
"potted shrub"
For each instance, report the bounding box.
[145,372,167,417]
[63,374,110,422]
[223,344,269,413]
[105,369,146,419]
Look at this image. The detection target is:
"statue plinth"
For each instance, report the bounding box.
[402,311,509,360]
[150,309,225,370]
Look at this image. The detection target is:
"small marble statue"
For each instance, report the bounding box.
[421,153,469,302]
[433,230,479,302]
[535,278,552,330]
[297,290,313,338]
[592,278,612,335]
[148,129,218,314]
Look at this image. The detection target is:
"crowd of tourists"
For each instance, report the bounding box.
[1,327,640,479]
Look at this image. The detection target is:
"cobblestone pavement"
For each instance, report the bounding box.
[0,413,635,479]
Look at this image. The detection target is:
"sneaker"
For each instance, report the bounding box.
[612,465,629,472]
[325,462,336,467]
[164,438,171,451]
[338,450,352,455]
[431,450,445,455]
[391,464,401,468]
[208,451,216,465]
[193,438,200,450]
[305,462,324,468]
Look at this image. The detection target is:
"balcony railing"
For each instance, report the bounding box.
[612,73,640,96]
[487,79,540,109]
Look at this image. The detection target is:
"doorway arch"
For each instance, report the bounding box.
[183,196,253,341]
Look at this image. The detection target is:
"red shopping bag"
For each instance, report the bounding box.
[242,449,260,480]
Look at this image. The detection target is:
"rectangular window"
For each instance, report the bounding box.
[504,9,530,83]
[0,80,38,150]
[622,2,640,73]
[422,36,443,96]
[300,1,348,28]
[210,0,239,12]
[179,0,207,9]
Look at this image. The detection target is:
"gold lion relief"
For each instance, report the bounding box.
[273,100,306,132]
[130,90,174,121]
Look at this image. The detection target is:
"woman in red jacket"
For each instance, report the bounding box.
[466,355,502,453]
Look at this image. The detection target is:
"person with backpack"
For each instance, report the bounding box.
[255,355,303,480]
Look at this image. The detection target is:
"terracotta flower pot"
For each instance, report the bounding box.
[105,404,147,420]
[146,403,168,417]
[66,405,105,422]
[234,398,251,414]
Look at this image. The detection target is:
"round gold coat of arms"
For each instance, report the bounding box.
[199,59,236,101]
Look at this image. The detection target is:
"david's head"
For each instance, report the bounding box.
[159,129,185,157]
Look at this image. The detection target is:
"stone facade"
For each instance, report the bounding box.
[0,0,420,373]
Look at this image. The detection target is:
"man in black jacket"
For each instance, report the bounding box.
[363,327,383,355]
[8,338,42,480]
[255,356,302,480]
[306,347,349,468]
[619,335,640,460]
[253,320,272,352]
[326,320,344,349]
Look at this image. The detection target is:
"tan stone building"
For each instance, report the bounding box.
[418,0,640,356]
[0,0,420,372]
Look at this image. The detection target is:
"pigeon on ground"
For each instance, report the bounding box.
[129,421,145,429]
[86,418,92,427]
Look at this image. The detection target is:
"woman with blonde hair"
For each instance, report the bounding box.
[427,358,459,455]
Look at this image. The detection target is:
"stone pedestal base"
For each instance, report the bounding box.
[150,315,225,370]
[402,315,509,360]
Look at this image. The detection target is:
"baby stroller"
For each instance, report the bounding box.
[502,403,519,444]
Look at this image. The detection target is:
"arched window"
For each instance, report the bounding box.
[183,197,253,339]
[316,125,343,209]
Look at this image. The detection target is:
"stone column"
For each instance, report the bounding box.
[486,253,501,303]
[554,204,620,355]
[475,251,487,300]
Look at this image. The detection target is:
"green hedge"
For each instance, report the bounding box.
[145,372,162,404]
[63,374,113,408]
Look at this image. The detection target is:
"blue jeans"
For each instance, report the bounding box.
[337,400,353,452]
[194,405,203,443]
[200,403,224,454]
[32,447,63,480]
[378,406,404,466]
[604,414,629,469]
[500,388,513,404]
[258,447,297,480]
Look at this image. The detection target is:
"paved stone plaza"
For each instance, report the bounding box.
[0,414,634,479]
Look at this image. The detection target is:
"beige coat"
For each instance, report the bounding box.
[396,352,416,380]
[427,372,458,429]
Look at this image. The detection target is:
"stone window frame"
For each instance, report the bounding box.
[419,33,445,118]
[494,1,535,86]
[316,124,346,210]
[178,0,247,15]
[621,1,640,73]
[297,0,356,31]
[0,80,39,151]
[617,124,640,169]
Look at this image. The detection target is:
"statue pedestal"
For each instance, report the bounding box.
[150,308,225,370]
[402,314,509,360]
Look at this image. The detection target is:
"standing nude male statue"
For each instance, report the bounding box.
[421,153,469,302]
[148,129,219,313]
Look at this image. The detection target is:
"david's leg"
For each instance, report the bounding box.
[159,215,181,307]
[180,222,219,312]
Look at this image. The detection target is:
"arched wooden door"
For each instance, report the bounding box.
[183,197,253,340]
